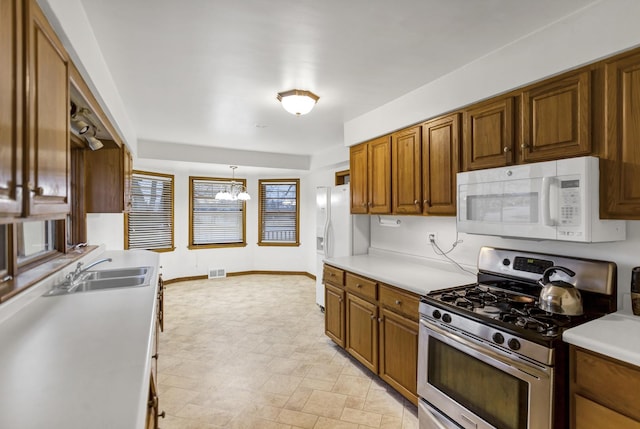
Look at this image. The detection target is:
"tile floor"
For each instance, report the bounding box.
[157,274,418,429]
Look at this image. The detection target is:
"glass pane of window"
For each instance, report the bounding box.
[0,225,7,277]
[191,178,245,246]
[259,180,299,244]
[128,172,174,250]
[17,220,55,265]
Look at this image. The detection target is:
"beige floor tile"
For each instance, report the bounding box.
[277,408,319,428]
[313,417,359,429]
[175,403,235,426]
[332,374,373,397]
[363,388,405,418]
[340,407,384,427]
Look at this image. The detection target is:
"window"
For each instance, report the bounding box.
[258,179,300,246]
[189,177,247,248]
[17,220,57,265]
[0,225,7,279]
[126,171,174,251]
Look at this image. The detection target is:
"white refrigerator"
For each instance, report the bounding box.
[316,184,370,308]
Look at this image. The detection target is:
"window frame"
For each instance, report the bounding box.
[257,178,300,247]
[188,176,248,249]
[125,170,175,252]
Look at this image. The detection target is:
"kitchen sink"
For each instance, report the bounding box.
[44,266,153,296]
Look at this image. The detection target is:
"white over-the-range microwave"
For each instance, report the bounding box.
[457,156,626,242]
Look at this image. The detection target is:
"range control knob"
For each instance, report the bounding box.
[432,310,441,320]
[508,338,521,350]
[442,314,452,323]
[502,258,511,266]
[492,333,505,344]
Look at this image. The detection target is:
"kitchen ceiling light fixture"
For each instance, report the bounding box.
[277,89,319,116]
[84,128,104,151]
[215,166,251,201]
[70,102,92,135]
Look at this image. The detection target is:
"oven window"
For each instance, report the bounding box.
[428,338,528,429]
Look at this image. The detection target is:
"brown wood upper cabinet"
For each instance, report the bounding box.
[520,70,591,163]
[392,126,422,214]
[462,96,515,170]
[422,113,460,215]
[350,136,392,214]
[85,145,133,213]
[0,0,23,219]
[24,0,70,217]
[601,50,640,219]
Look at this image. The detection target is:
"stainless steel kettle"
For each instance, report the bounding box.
[538,266,583,316]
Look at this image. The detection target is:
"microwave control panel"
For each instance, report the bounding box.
[559,179,581,226]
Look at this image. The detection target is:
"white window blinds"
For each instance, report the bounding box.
[191,178,245,246]
[259,180,299,245]
[127,172,174,250]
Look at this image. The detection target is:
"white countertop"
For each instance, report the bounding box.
[563,300,640,367]
[0,249,159,429]
[324,251,476,295]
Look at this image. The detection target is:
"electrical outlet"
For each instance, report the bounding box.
[428,232,437,242]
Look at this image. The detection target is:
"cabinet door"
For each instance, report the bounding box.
[85,147,126,213]
[346,293,378,372]
[24,0,70,216]
[574,395,640,429]
[0,0,23,218]
[392,126,422,214]
[601,52,640,218]
[123,146,133,212]
[521,70,591,163]
[422,113,460,215]
[350,143,369,214]
[324,283,345,347]
[368,136,392,214]
[463,97,514,170]
[379,308,418,405]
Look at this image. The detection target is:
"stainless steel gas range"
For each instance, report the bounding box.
[417,247,617,429]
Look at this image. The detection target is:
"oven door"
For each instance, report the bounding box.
[418,318,553,429]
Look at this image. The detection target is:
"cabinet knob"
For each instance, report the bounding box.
[356,283,362,288]
[362,203,367,207]
[378,318,383,323]
[152,353,159,360]
[31,186,44,196]
[338,297,343,302]
[158,411,166,419]
[521,143,530,149]
[503,146,511,153]
[367,202,372,207]
[395,299,401,305]
[370,314,375,320]
[414,200,419,205]
[424,199,430,206]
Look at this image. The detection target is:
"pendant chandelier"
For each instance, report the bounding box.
[215,166,251,201]
[277,89,319,116]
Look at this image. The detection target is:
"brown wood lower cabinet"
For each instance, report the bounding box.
[571,346,640,429]
[324,264,419,405]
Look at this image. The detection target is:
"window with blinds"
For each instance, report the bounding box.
[189,177,246,248]
[258,179,300,246]
[126,171,174,251]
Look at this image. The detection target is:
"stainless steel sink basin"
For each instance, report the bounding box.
[44,266,153,296]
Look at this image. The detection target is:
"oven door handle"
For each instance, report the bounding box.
[421,319,550,380]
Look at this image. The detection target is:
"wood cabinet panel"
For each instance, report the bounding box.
[392,126,422,214]
[323,265,344,286]
[325,283,345,347]
[422,113,460,215]
[575,394,640,429]
[346,292,378,372]
[601,51,640,218]
[463,97,514,170]
[379,284,419,320]
[349,143,369,214]
[521,70,591,162]
[0,0,23,218]
[368,136,392,214]
[25,0,70,216]
[379,307,418,405]
[573,347,640,422]
[85,146,132,213]
[345,272,377,301]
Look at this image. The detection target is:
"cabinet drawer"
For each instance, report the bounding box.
[323,265,344,286]
[575,394,640,429]
[345,273,377,301]
[574,348,640,421]
[379,284,419,320]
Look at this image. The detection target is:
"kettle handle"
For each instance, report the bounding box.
[542,266,576,284]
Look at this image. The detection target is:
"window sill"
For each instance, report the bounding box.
[0,245,99,303]
[188,242,248,250]
[257,242,301,247]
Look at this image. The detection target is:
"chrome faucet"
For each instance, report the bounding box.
[66,258,113,285]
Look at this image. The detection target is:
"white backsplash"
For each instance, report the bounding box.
[370,215,640,309]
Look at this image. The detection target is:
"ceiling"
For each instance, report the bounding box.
[79,0,598,161]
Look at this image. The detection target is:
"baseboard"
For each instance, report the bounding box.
[163,270,315,285]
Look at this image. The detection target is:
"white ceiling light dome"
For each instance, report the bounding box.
[277,89,319,116]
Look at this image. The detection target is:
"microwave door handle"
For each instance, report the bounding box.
[541,176,555,226]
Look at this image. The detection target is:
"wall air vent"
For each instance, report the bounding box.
[208,268,226,279]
